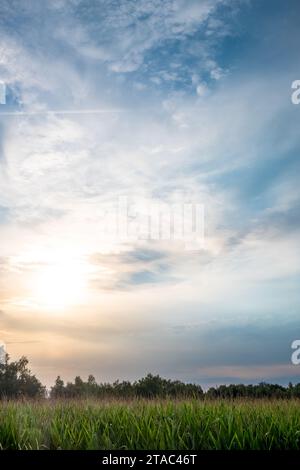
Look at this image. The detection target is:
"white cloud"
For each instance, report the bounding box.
[49,0,233,80]
[196,82,209,96]
[0,0,299,384]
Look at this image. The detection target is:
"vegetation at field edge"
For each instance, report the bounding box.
[0,399,300,450]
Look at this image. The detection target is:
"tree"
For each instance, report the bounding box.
[134,374,166,398]
[0,354,45,399]
[88,375,96,386]
[50,376,65,398]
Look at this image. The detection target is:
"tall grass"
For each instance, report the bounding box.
[0,399,299,450]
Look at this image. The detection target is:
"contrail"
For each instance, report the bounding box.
[0,339,41,345]
[0,108,126,116]
[5,341,41,344]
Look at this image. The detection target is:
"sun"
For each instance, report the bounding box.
[30,260,88,311]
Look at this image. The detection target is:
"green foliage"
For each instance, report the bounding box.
[50,372,300,400]
[50,373,204,400]
[0,400,300,450]
[206,382,291,399]
[2,355,300,401]
[0,355,45,399]
[0,356,300,450]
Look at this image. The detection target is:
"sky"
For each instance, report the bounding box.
[0,0,300,388]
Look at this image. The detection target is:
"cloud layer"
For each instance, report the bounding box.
[0,0,300,386]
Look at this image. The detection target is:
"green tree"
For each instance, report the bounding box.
[50,376,65,398]
[0,354,45,399]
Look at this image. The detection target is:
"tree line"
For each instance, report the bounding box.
[50,373,204,399]
[1,354,300,400]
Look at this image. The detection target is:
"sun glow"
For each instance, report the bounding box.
[30,260,89,311]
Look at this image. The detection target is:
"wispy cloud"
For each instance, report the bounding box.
[0,0,299,385]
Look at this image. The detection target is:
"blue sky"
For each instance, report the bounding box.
[0,0,299,387]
